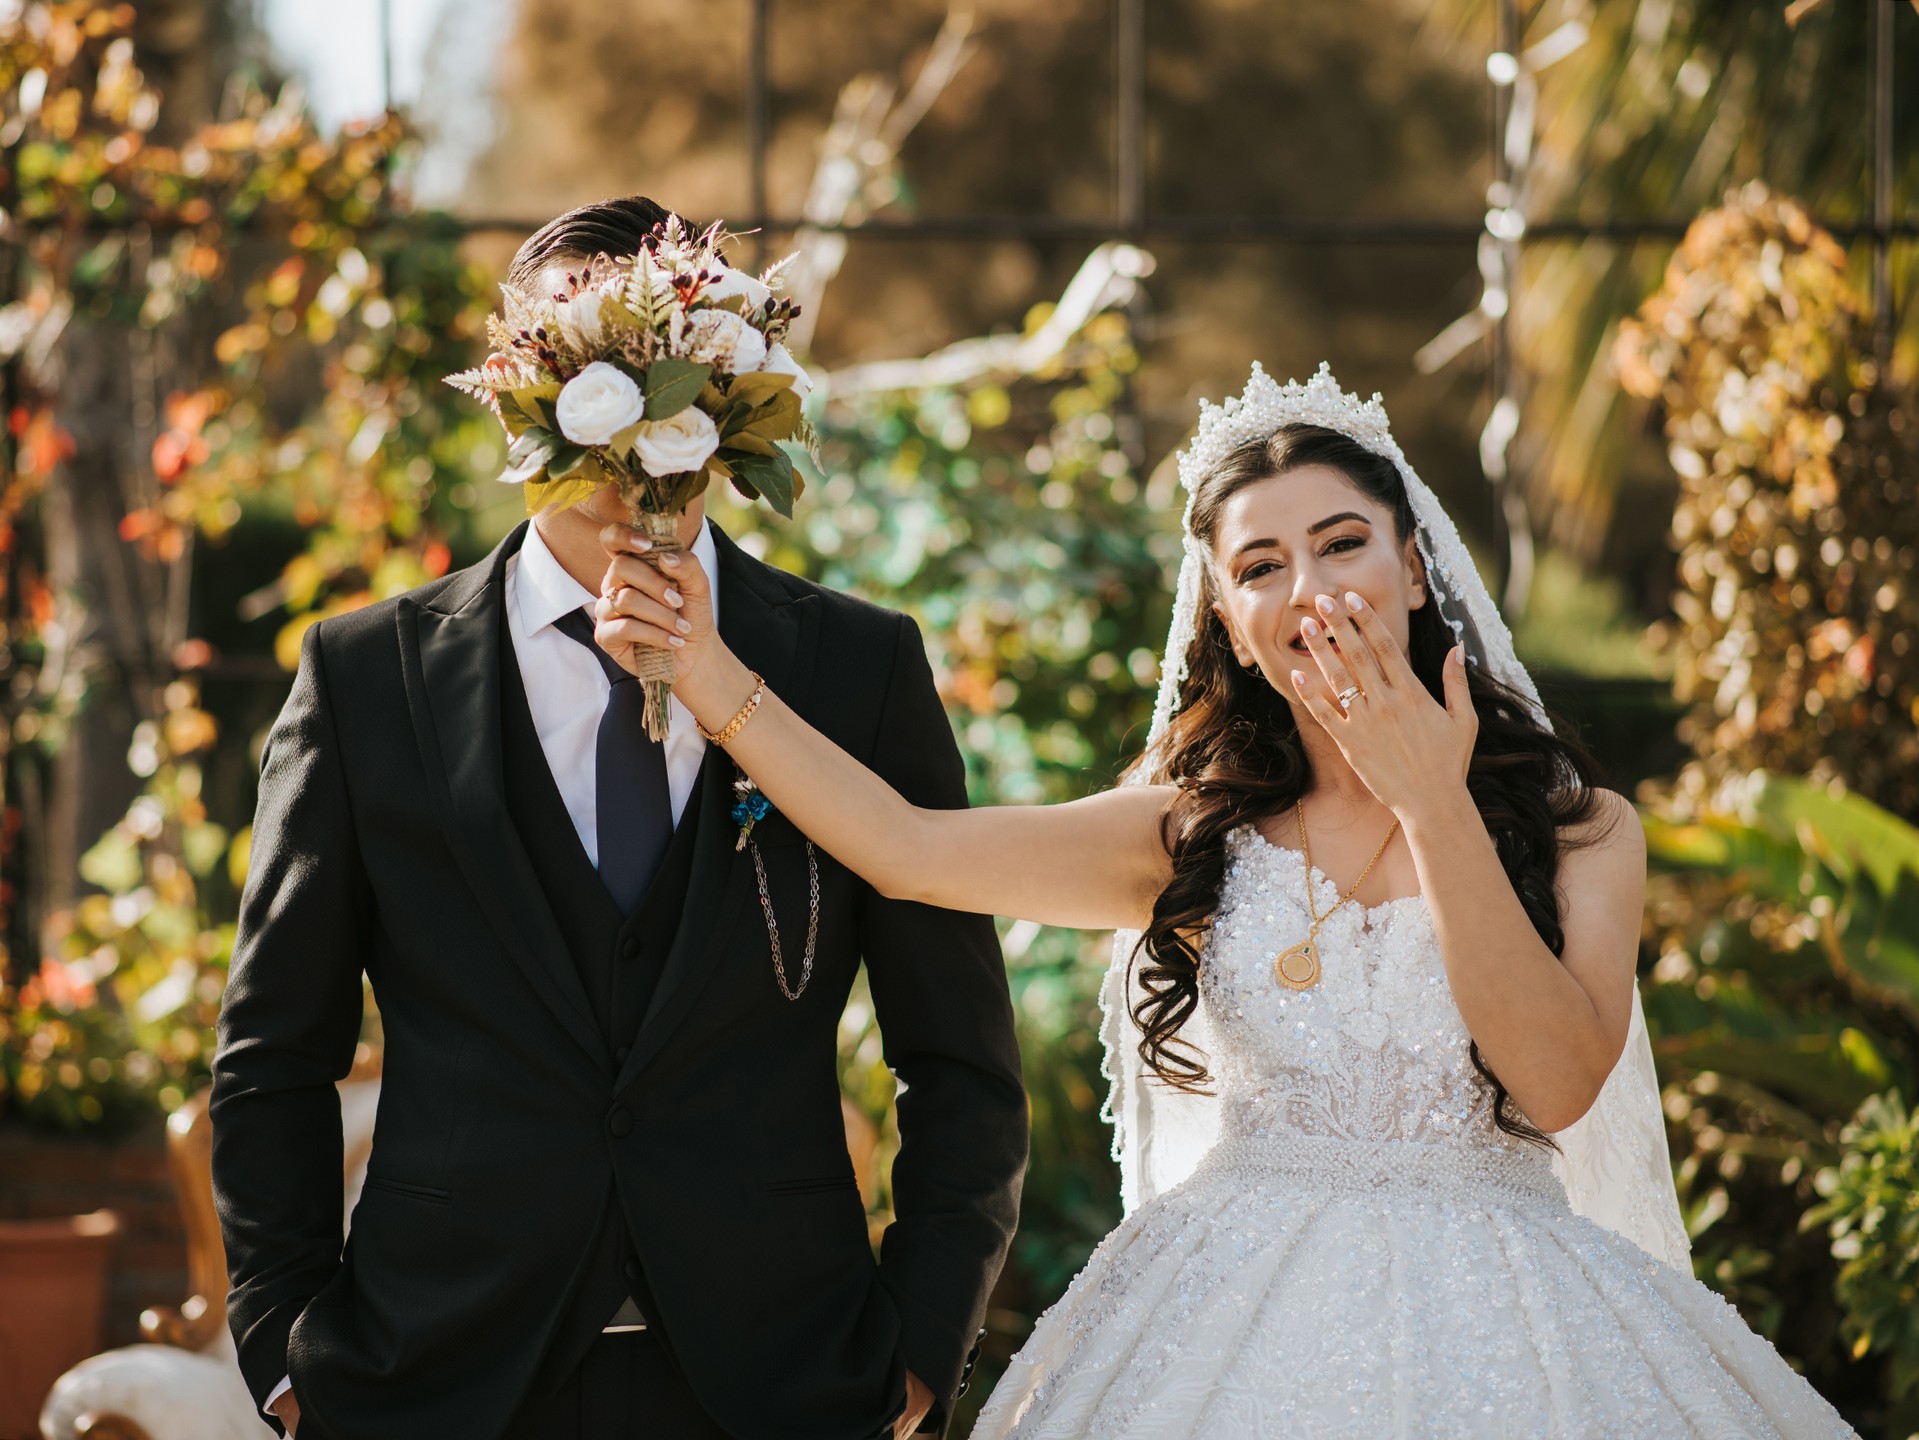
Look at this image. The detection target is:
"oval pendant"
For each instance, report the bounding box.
[1275,938,1320,990]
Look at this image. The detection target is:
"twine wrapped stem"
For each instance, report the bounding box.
[622,484,689,742]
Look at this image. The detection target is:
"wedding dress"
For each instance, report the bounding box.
[968,824,1857,1439]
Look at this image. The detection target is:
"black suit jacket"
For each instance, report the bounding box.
[211,521,1028,1439]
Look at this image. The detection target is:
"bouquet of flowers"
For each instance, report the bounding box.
[446,216,815,737]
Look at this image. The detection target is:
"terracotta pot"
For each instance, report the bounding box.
[0,1210,120,1440]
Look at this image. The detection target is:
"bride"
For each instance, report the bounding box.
[591,365,1854,1438]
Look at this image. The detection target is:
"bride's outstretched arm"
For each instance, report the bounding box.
[593,527,1174,931]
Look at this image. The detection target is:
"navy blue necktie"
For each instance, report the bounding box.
[553,607,674,913]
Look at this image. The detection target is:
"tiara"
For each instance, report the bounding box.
[1175,362,1406,495]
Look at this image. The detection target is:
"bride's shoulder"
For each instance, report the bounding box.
[1557,787,1642,850]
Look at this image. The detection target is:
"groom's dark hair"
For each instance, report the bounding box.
[507,194,678,294]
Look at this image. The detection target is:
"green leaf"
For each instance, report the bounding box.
[501,427,561,485]
[508,383,561,431]
[642,359,713,421]
[182,822,230,878]
[79,831,144,894]
[1642,817,1734,869]
[1752,775,1919,897]
[721,431,781,458]
[729,448,797,518]
[496,392,536,433]
[524,471,605,518]
[547,443,592,480]
[733,386,804,443]
[1843,866,1919,1018]
[724,370,795,411]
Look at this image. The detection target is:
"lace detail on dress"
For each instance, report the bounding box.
[1203,826,1525,1154]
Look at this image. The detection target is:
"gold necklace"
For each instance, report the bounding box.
[1273,800,1401,991]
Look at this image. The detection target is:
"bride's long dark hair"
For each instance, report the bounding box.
[1132,424,1606,1148]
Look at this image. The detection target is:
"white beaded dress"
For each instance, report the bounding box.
[968,824,1857,1440]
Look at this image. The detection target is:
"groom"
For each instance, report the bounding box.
[211,194,1028,1440]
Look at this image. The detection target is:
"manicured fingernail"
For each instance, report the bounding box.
[1301,618,1320,639]
[1314,594,1336,617]
[675,618,692,634]
[660,552,680,566]
[627,534,651,551]
[1290,669,1308,688]
[1345,591,1365,613]
[669,635,686,647]
[665,588,683,607]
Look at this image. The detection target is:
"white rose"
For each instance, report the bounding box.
[630,406,720,478]
[760,342,814,404]
[684,308,768,375]
[554,361,644,446]
[702,263,773,311]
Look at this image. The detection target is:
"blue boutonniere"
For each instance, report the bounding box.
[732,774,775,852]
[731,766,820,1002]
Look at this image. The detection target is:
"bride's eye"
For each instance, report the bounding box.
[1322,535,1365,556]
[1239,560,1282,583]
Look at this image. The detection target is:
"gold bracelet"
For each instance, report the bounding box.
[697,671,766,745]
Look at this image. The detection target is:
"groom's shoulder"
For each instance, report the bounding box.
[792,569,904,632]
[760,563,919,650]
[739,557,927,691]
[297,567,472,674]
[729,540,899,635]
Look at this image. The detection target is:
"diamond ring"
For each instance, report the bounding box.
[1335,683,1364,712]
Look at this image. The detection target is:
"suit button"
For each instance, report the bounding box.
[623,1258,642,1282]
[606,1105,633,1138]
[615,1045,631,1064]
[622,938,642,960]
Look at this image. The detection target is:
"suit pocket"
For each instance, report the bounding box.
[361,1174,451,1205]
[764,1173,858,1196]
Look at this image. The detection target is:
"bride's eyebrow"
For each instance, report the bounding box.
[1306,511,1371,535]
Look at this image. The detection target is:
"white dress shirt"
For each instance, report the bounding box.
[506,517,719,850]
[264,520,719,1414]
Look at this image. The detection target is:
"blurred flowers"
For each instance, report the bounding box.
[1625,183,1919,1423]
[3,677,236,1133]
[1617,184,1919,821]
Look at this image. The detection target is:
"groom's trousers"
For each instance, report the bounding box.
[502,1329,731,1440]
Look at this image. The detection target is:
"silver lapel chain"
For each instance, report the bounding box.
[747,838,819,1001]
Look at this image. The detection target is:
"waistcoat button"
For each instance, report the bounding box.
[606,1105,633,1138]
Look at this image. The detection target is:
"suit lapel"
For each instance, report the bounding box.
[617,522,820,1089]
[397,520,607,1068]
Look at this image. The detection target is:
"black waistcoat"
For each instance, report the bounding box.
[496,604,725,1410]
[497,607,709,1054]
